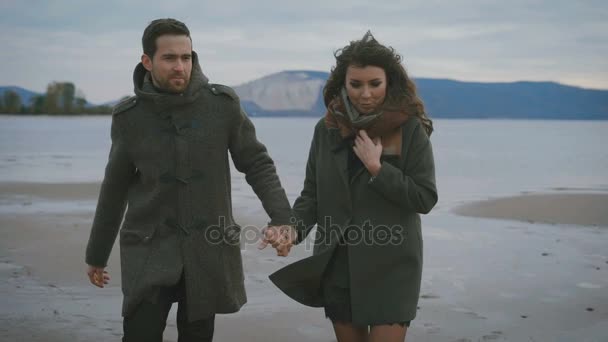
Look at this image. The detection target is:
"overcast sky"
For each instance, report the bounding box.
[1,0,606,103]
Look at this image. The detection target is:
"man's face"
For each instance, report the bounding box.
[142,34,193,93]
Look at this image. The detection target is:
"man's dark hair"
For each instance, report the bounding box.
[142,18,191,58]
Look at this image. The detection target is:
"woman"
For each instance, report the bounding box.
[267,31,437,342]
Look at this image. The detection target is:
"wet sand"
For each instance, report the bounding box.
[1,182,607,341]
[453,193,608,227]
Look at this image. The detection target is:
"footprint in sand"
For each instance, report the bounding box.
[422,322,440,334]
[481,331,504,340]
[466,311,487,319]
[246,275,265,284]
[451,307,487,320]
[262,257,288,265]
[420,293,440,299]
[72,314,90,319]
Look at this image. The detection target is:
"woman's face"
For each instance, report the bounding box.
[345,65,387,114]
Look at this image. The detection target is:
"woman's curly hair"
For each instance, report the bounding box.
[323,31,433,136]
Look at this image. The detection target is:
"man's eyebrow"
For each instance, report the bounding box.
[160,52,191,57]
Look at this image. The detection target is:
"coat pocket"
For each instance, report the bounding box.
[120,225,156,245]
[119,224,157,296]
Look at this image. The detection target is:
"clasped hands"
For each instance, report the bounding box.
[258,130,381,257]
[258,224,297,257]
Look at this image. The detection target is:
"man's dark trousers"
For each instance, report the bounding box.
[122,273,215,342]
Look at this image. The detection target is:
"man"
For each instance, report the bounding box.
[85,18,292,341]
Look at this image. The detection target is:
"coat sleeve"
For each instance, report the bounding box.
[229,106,292,226]
[292,122,320,244]
[85,116,135,267]
[368,121,438,214]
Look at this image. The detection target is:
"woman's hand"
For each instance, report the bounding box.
[353,130,382,176]
[258,225,296,257]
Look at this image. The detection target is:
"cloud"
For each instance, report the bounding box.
[1,0,606,103]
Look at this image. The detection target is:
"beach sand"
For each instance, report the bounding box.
[1,182,607,341]
[453,193,608,227]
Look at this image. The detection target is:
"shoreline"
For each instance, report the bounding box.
[0,182,101,201]
[453,192,608,227]
[4,182,607,227]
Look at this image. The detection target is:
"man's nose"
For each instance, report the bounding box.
[174,60,185,72]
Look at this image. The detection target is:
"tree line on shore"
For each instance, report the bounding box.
[0,82,117,115]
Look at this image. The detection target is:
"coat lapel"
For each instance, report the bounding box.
[329,129,351,195]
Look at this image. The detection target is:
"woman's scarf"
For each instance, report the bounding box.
[324,88,409,155]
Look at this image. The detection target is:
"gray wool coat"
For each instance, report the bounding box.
[270,116,437,325]
[85,52,292,321]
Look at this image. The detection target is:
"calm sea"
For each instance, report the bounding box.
[0,115,607,213]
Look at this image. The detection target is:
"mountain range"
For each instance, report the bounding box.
[234,71,608,119]
[3,71,607,119]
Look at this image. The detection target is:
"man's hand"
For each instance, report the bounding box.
[258,225,296,257]
[87,265,110,288]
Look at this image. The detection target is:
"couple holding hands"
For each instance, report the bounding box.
[85,18,437,342]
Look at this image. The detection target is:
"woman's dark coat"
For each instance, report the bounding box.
[270,117,437,325]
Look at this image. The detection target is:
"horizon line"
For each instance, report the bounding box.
[2,71,607,105]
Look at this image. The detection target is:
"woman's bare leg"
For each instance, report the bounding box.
[332,321,368,342]
[368,324,407,342]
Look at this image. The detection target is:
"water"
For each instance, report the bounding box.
[0,116,111,183]
[1,115,607,211]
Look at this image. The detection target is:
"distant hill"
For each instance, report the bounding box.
[232,71,608,120]
[0,86,41,105]
[415,79,608,119]
[3,73,607,119]
[234,70,327,116]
